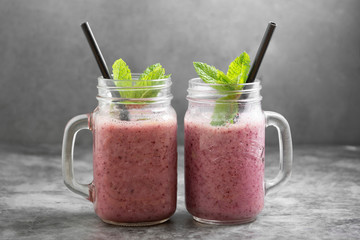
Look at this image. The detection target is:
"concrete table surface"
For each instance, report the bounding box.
[1,144,359,240]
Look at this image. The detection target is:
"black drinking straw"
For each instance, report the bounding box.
[238,22,276,106]
[81,22,111,79]
[246,22,276,83]
[81,22,129,120]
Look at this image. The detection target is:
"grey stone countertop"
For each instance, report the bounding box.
[1,144,360,240]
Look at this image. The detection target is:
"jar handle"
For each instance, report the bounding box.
[61,114,91,199]
[264,111,293,195]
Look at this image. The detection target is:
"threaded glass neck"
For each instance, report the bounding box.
[97,74,173,105]
[187,78,262,104]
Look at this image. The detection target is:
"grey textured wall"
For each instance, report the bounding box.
[0,0,359,146]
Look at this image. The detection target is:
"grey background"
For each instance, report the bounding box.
[0,0,359,147]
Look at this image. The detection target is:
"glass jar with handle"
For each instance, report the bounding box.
[184,78,292,225]
[62,75,177,226]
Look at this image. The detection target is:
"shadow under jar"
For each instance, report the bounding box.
[62,75,177,226]
[184,78,292,225]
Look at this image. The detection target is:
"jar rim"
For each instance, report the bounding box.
[98,74,171,84]
[188,77,261,87]
[187,78,262,103]
[97,74,172,89]
[96,74,173,104]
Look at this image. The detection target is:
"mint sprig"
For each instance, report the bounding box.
[112,59,171,101]
[193,52,251,126]
[112,59,133,99]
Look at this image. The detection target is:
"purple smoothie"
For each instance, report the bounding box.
[91,115,177,224]
[185,114,265,222]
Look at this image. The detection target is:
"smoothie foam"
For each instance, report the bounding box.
[92,115,177,223]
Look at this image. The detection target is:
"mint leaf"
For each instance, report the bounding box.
[112,58,133,98]
[210,94,240,126]
[193,52,251,126]
[134,63,169,99]
[193,62,234,92]
[112,58,132,81]
[193,62,229,85]
[227,52,251,84]
[139,63,164,80]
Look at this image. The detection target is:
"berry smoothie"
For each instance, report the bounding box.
[91,114,177,224]
[185,114,265,222]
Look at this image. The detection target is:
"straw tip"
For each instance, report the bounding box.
[269,21,277,27]
[81,22,89,27]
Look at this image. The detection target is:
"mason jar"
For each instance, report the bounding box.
[184,78,292,225]
[62,75,177,226]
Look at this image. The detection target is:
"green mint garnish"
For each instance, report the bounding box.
[210,94,240,126]
[193,62,231,85]
[227,52,251,84]
[138,63,170,81]
[193,52,251,126]
[112,59,171,101]
[112,59,132,81]
[112,59,133,99]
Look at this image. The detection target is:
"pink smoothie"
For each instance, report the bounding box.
[185,116,265,222]
[91,115,177,224]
